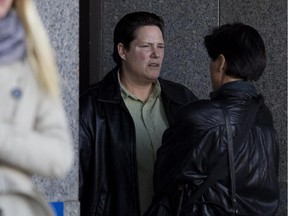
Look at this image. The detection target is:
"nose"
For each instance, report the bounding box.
[151,47,160,58]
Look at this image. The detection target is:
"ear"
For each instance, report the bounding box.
[117,43,127,61]
[218,54,227,73]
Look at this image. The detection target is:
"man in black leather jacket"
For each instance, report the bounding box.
[79,12,197,216]
[146,23,279,215]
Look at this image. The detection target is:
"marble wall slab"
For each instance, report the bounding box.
[33,0,79,215]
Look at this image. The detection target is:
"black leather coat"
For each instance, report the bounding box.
[151,83,279,216]
[79,68,198,216]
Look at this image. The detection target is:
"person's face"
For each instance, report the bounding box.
[120,25,164,84]
[0,0,14,19]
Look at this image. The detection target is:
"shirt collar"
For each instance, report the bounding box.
[117,70,161,100]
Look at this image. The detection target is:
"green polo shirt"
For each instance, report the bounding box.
[118,73,169,215]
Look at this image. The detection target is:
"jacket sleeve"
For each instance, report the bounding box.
[0,96,73,178]
[78,93,95,201]
[154,101,217,194]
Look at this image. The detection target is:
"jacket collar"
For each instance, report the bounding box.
[210,80,263,103]
[97,67,186,105]
[97,66,122,103]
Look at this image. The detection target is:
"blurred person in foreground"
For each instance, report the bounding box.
[0,0,73,215]
[146,23,279,216]
[79,11,198,216]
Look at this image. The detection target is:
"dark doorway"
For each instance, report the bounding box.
[79,0,103,93]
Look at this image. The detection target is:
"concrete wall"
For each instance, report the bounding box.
[34,0,287,215]
[34,0,79,215]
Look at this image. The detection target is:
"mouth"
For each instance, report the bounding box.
[148,63,160,67]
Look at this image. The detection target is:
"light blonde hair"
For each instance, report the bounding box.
[14,0,60,99]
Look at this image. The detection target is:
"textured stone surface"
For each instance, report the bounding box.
[64,201,80,216]
[278,182,288,215]
[32,0,79,214]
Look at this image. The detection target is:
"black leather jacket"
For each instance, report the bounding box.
[79,67,198,216]
[151,82,279,215]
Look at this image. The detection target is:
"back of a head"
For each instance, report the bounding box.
[112,11,164,66]
[204,22,266,81]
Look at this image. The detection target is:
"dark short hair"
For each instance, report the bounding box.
[112,11,164,66]
[204,22,266,81]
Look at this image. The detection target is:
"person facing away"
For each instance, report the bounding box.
[0,0,73,215]
[146,23,279,216]
[79,11,198,216]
